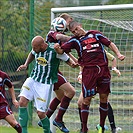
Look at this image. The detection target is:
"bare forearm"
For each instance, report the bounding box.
[109,42,125,61]
[8,87,16,102]
[24,52,34,66]
[56,34,70,43]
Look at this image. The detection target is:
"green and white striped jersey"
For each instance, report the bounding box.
[30,45,60,84]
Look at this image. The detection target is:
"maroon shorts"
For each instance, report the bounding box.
[54,71,68,91]
[0,103,12,119]
[82,65,111,98]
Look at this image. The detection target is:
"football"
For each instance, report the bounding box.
[51,17,67,32]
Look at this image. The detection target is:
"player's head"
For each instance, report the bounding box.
[59,13,73,31]
[59,13,73,26]
[51,17,67,33]
[32,36,48,53]
[69,21,85,37]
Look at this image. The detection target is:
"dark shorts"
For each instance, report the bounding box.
[0,103,12,119]
[82,65,111,98]
[54,71,68,91]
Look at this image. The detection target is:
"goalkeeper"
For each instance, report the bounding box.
[77,50,121,133]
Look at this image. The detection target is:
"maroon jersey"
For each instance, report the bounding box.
[61,30,111,67]
[0,70,13,105]
[46,30,63,44]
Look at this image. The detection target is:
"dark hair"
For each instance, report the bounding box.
[69,20,79,29]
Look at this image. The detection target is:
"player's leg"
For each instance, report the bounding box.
[81,96,92,133]
[35,83,53,133]
[18,77,34,133]
[77,91,83,132]
[53,82,75,133]
[5,114,22,133]
[55,82,75,122]
[46,89,64,118]
[98,93,109,133]
[108,102,122,133]
[19,96,29,133]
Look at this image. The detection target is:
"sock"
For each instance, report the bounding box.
[78,107,83,130]
[108,102,116,130]
[99,102,108,129]
[56,96,71,122]
[41,116,50,133]
[14,123,22,133]
[46,97,60,118]
[19,107,28,133]
[81,104,89,132]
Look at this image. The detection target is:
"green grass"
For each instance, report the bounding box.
[0,126,132,133]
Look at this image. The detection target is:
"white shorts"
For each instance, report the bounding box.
[19,77,53,112]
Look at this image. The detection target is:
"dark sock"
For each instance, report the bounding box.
[108,102,116,130]
[14,123,22,133]
[81,104,89,132]
[78,107,83,129]
[56,96,71,122]
[46,97,60,118]
[99,102,108,129]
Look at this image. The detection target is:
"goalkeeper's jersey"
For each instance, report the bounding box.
[30,45,60,84]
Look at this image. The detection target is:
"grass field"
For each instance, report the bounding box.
[0,126,133,133]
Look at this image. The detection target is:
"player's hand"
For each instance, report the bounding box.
[112,67,121,77]
[77,73,82,84]
[118,54,125,61]
[16,65,27,71]
[113,69,121,77]
[12,99,19,108]
[54,43,61,50]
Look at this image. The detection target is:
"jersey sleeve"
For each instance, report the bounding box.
[93,30,111,47]
[56,53,69,62]
[105,50,115,61]
[4,73,13,88]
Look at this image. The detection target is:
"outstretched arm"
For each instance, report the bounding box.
[109,42,125,61]
[56,34,70,43]
[105,50,121,76]
[17,51,35,71]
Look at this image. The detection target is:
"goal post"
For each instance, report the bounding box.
[51,4,133,132]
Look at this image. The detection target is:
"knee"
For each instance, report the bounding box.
[77,102,82,108]
[66,87,76,98]
[99,94,108,103]
[19,96,28,107]
[37,111,46,119]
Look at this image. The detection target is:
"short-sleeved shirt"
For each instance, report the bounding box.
[30,45,60,84]
[0,70,12,105]
[61,30,111,67]
[61,30,111,97]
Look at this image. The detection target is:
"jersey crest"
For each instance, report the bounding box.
[37,57,48,66]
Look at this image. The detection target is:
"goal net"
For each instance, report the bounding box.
[51,4,133,132]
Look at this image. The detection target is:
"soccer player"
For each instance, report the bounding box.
[0,70,22,133]
[54,21,125,133]
[42,17,77,133]
[77,50,121,133]
[16,36,75,133]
